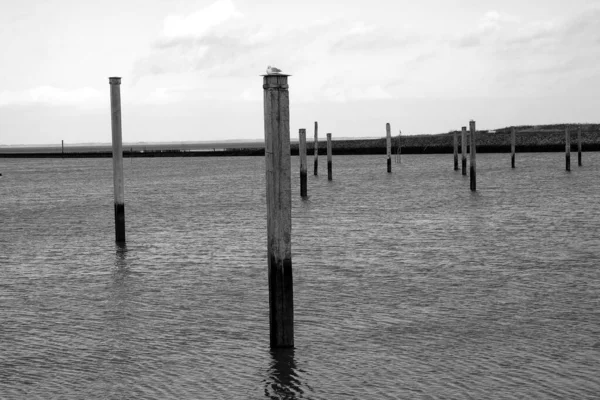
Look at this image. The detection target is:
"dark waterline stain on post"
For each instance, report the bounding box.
[268,255,294,348]
[114,204,126,244]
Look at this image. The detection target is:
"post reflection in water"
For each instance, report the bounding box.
[110,243,134,316]
[103,243,138,396]
[264,348,304,399]
[114,243,128,270]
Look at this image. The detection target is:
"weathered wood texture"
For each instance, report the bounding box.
[469,120,477,191]
[327,133,332,181]
[109,77,126,243]
[578,126,582,166]
[461,126,467,176]
[453,130,458,170]
[299,129,307,198]
[565,127,571,171]
[314,122,318,175]
[386,123,392,173]
[511,126,516,168]
[263,74,294,348]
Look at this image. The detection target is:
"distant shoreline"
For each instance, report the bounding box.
[2,145,599,158]
[2,124,599,158]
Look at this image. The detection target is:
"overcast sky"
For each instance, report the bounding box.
[1,0,599,145]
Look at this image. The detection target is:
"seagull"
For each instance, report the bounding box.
[266,65,283,75]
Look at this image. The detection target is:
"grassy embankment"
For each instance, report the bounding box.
[288,124,600,155]
[1,124,599,158]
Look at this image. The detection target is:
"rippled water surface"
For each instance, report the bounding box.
[1,153,599,399]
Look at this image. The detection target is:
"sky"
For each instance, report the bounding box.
[1,0,599,145]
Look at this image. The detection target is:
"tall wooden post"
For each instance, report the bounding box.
[327,133,332,180]
[461,126,467,175]
[262,73,293,348]
[396,130,402,164]
[386,123,392,173]
[511,127,516,168]
[453,130,458,170]
[565,127,571,171]
[61,140,64,158]
[577,126,582,166]
[299,129,307,198]
[469,120,476,191]
[313,122,318,176]
[109,77,125,243]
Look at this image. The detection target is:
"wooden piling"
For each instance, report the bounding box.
[386,123,392,173]
[396,130,402,163]
[313,122,318,176]
[109,77,125,243]
[578,126,582,166]
[453,130,458,170]
[262,73,294,348]
[461,126,467,175]
[469,120,476,191]
[565,127,571,171]
[61,140,64,158]
[327,133,332,181]
[511,126,516,168]
[299,129,307,198]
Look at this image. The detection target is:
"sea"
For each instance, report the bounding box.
[1,153,599,399]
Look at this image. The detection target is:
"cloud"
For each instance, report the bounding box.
[454,8,600,53]
[455,8,600,97]
[0,86,103,107]
[135,3,421,70]
[131,0,433,104]
[453,10,520,48]
[330,22,420,53]
[324,84,393,102]
[161,0,242,40]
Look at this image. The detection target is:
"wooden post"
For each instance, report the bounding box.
[327,133,332,180]
[299,128,307,198]
[461,126,467,175]
[565,126,571,171]
[396,130,402,163]
[469,120,476,191]
[262,73,293,348]
[386,123,392,173]
[578,126,582,166]
[313,122,318,176]
[453,130,458,170]
[109,77,125,243]
[61,140,64,158]
[511,127,516,168]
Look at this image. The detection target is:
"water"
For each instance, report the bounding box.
[1,153,599,399]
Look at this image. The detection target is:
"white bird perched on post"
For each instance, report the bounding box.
[266,65,283,75]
